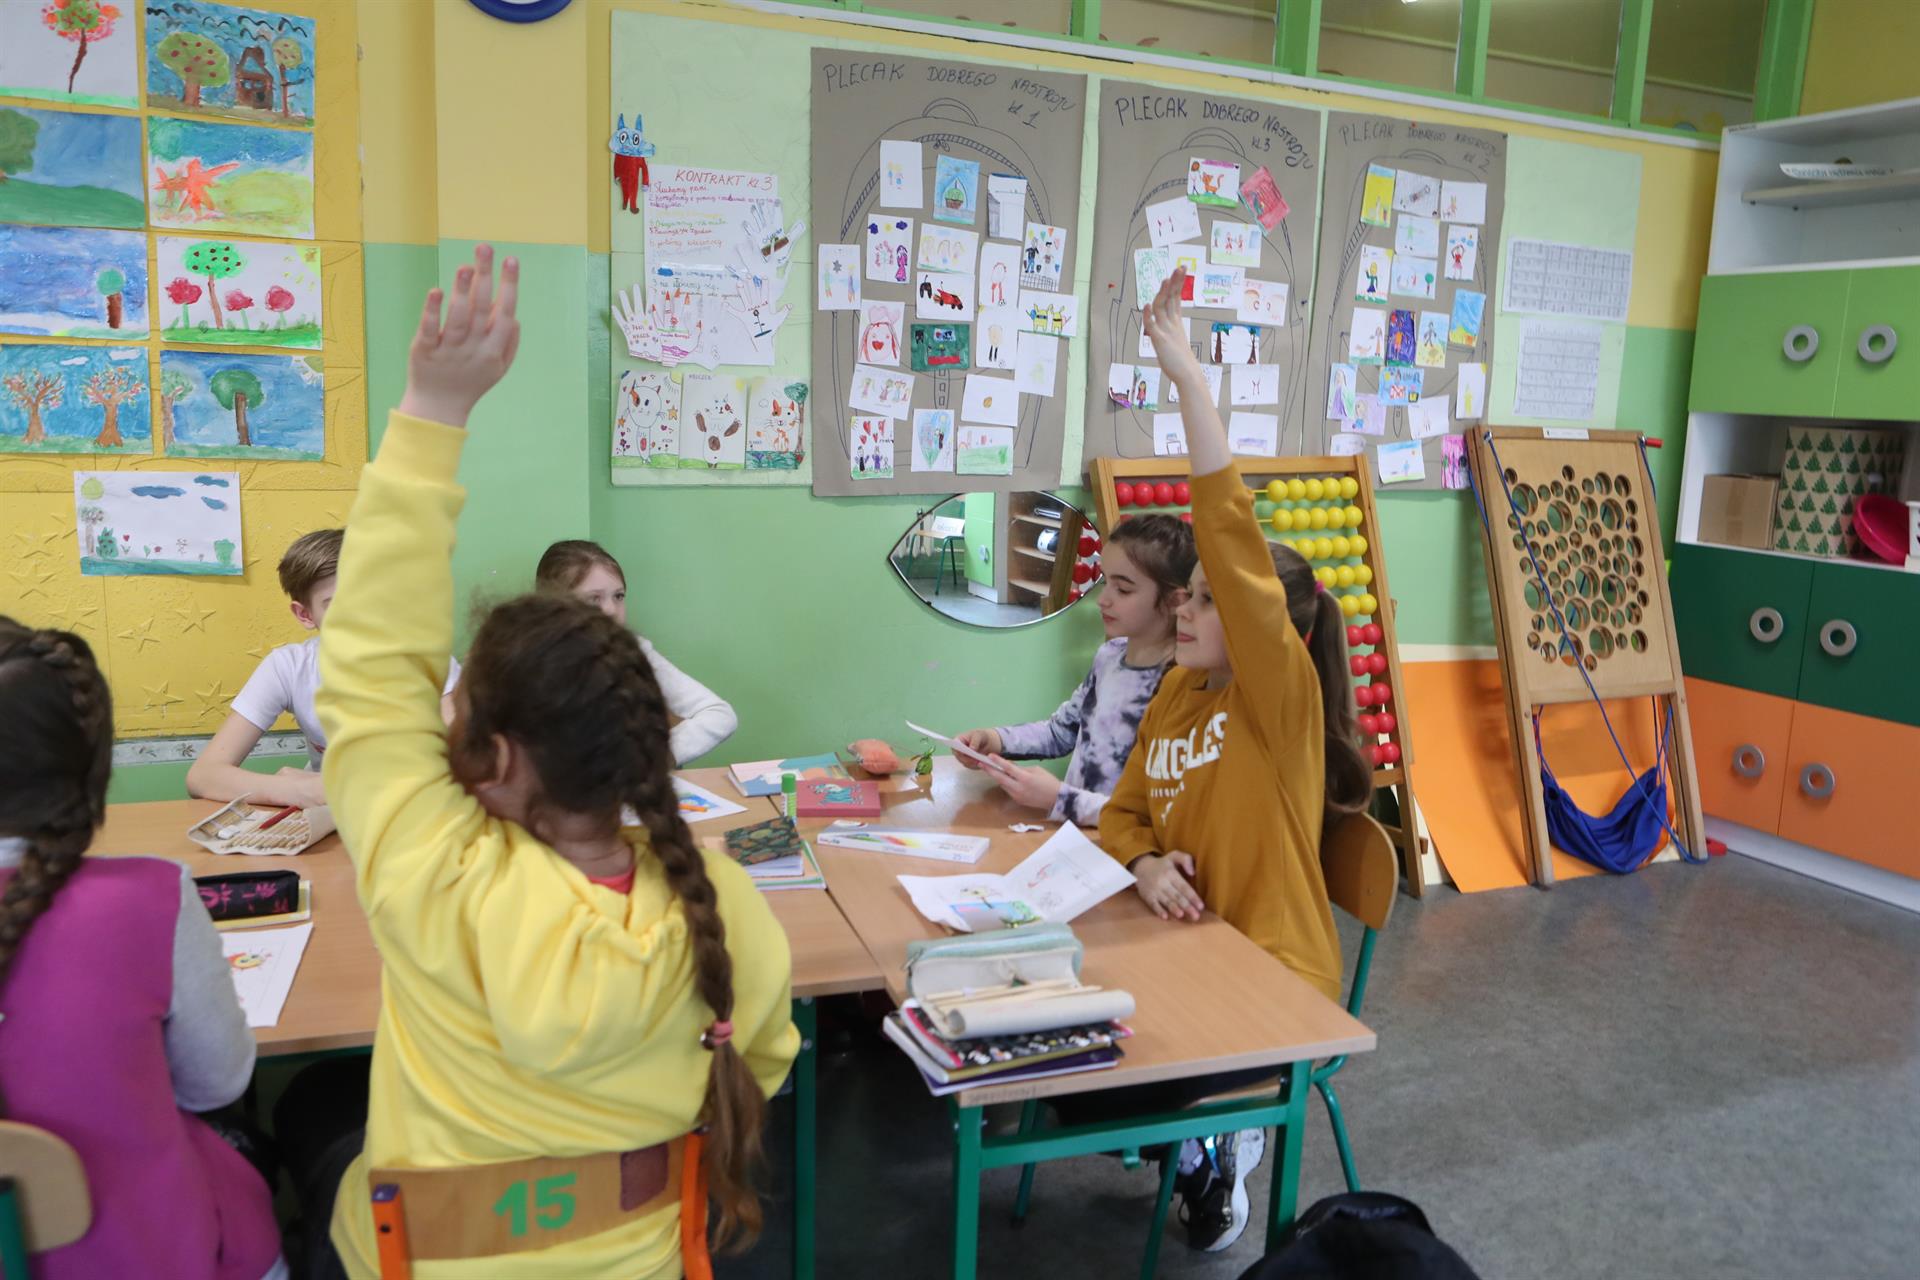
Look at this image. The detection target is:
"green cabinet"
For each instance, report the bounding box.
[1671,543,1814,700]
[1690,271,1849,417]
[1797,560,1920,729]
[1832,266,1920,421]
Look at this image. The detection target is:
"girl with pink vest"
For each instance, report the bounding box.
[0,620,285,1280]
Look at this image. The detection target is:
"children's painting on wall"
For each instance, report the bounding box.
[0,227,149,338]
[678,372,747,470]
[72,469,243,576]
[0,343,147,453]
[155,235,321,348]
[159,350,324,459]
[145,1,317,126]
[613,369,680,469]
[911,407,953,473]
[746,376,806,470]
[0,105,145,229]
[955,425,1013,476]
[851,415,894,480]
[0,0,141,107]
[147,117,315,240]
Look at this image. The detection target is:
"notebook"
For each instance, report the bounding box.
[795,778,883,818]
[728,754,850,797]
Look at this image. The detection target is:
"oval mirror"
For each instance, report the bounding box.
[888,491,1099,628]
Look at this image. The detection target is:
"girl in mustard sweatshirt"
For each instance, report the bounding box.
[305,247,798,1279]
[1093,266,1373,1254]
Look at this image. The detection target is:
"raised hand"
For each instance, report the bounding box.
[399,245,520,430]
[1143,266,1200,385]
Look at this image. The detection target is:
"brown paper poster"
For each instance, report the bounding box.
[808,50,1086,496]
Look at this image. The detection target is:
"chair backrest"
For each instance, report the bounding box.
[0,1121,92,1253]
[1321,813,1397,934]
[930,515,966,539]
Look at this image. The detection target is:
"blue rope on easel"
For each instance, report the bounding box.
[1468,431,1701,869]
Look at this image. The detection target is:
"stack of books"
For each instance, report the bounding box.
[883,1000,1131,1097]
[719,816,825,892]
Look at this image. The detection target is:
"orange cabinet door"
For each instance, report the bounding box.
[1683,678,1795,834]
[1778,703,1920,880]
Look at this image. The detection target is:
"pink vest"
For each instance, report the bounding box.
[0,856,279,1280]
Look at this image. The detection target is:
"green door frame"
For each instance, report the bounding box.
[1754,0,1815,121]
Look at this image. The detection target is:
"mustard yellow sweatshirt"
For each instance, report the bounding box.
[316,412,799,1279]
[1099,464,1342,1002]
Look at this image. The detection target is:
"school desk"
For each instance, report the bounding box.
[802,759,1376,1278]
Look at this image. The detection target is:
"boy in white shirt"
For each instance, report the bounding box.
[187,529,462,806]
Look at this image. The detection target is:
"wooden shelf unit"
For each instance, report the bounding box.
[1003,492,1087,614]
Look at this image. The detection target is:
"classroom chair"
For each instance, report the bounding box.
[1009,812,1398,1271]
[0,1121,93,1278]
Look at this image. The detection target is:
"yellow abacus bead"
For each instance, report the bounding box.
[1307,507,1329,530]
[1335,566,1357,587]
[1350,534,1369,555]
[1330,536,1353,558]
[1317,567,1339,587]
[1359,593,1379,615]
[1339,476,1359,499]
[1270,508,1294,531]
[1265,479,1287,504]
[1309,537,1329,560]
[1340,595,1360,617]
[1355,564,1374,586]
[1343,506,1363,528]
[1304,478,1325,500]
[1285,478,1306,501]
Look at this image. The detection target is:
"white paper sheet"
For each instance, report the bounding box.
[960,374,1019,426]
[974,306,1018,370]
[978,242,1020,310]
[673,776,749,822]
[1514,320,1604,420]
[880,140,923,208]
[897,824,1133,931]
[1376,440,1426,485]
[1232,364,1280,406]
[223,923,312,1028]
[816,243,862,311]
[987,174,1027,239]
[1503,239,1634,323]
[1454,362,1487,420]
[1408,397,1450,440]
[1145,195,1204,248]
[1228,411,1278,456]
[1013,332,1059,396]
[1153,413,1188,456]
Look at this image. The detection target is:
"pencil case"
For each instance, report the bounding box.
[905,923,1134,1038]
[194,870,301,922]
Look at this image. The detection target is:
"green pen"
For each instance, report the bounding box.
[782,772,797,820]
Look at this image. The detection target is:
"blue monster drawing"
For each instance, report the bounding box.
[610,112,658,214]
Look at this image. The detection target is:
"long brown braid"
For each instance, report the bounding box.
[453,594,768,1250]
[0,620,115,994]
[1262,546,1374,827]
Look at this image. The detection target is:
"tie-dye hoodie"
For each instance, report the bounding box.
[994,637,1171,827]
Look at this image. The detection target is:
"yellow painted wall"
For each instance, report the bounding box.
[1802,0,1920,115]
[0,0,365,738]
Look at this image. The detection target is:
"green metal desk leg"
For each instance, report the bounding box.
[793,997,817,1280]
[951,1104,984,1280]
[1264,1062,1311,1250]
[0,1178,28,1280]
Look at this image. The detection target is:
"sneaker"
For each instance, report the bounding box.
[1180,1129,1266,1252]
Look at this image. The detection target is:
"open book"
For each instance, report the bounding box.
[898,824,1134,932]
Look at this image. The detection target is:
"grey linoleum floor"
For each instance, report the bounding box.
[727,854,1920,1279]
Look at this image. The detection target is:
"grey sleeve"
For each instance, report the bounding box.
[1054,784,1108,828]
[995,666,1096,762]
[165,869,258,1113]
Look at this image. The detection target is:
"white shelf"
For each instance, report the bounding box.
[1725,97,1920,148]
[1743,172,1920,210]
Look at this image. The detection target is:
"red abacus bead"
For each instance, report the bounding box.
[1347,625,1364,646]
[1068,589,1082,602]
[1363,623,1383,645]
[1368,653,1388,675]
[1115,482,1135,507]
[1180,512,1192,523]
[1077,534,1097,557]
[1354,685,1374,707]
[1357,713,1379,735]
[1370,681,1391,706]
[1172,481,1191,504]
[1369,744,1387,766]
[1153,481,1175,506]
[1349,656,1368,676]
[1377,712,1397,734]
[1381,742,1402,765]
[1072,563,1093,584]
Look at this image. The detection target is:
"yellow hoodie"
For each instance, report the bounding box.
[316,412,799,1279]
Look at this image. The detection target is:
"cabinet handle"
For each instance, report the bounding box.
[1819,618,1858,658]
[1748,606,1784,644]
[1783,325,1820,362]
[1799,763,1836,800]
[1732,744,1766,779]
[1858,324,1898,364]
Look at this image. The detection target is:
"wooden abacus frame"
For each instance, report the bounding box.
[1086,455,1424,898]
[1465,426,1706,887]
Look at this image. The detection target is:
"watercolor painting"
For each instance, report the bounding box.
[1417,311,1449,368]
[0,227,148,338]
[1187,157,1239,208]
[851,415,894,479]
[0,105,144,228]
[0,343,147,453]
[1386,309,1416,367]
[909,322,970,373]
[746,376,806,470]
[155,235,320,348]
[0,0,140,107]
[148,116,314,239]
[955,425,1012,476]
[866,215,912,285]
[613,369,680,469]
[1449,289,1486,349]
[911,407,954,472]
[1209,322,1260,365]
[146,0,316,126]
[73,469,242,575]
[1360,164,1394,228]
[932,154,978,226]
[159,349,323,458]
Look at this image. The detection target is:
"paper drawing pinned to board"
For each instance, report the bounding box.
[1168,245,1203,301]
[1455,362,1486,420]
[73,469,242,575]
[1018,290,1077,338]
[1391,169,1439,217]
[1,344,146,453]
[986,173,1026,239]
[880,139,922,209]
[1324,363,1357,420]
[1165,364,1221,406]
[933,154,979,225]
[1132,246,1171,303]
[1440,433,1469,489]
[613,370,681,469]
[1145,196,1202,248]
[747,377,806,469]
[1386,309,1416,367]
[1106,363,1160,411]
[155,235,320,348]
[1444,226,1479,281]
[959,373,1017,426]
[614,280,721,370]
[851,415,894,479]
[1390,255,1437,301]
[1209,222,1261,269]
[0,227,148,338]
[159,350,324,459]
[918,223,979,275]
[974,306,1017,370]
[1376,439,1425,485]
[147,117,315,239]
[1360,164,1395,228]
[911,407,954,472]
[1194,266,1243,311]
[978,241,1019,309]
[910,322,970,372]
[1394,214,1438,259]
[0,106,145,229]
[1354,245,1390,304]
[867,216,913,284]
[1408,396,1449,440]
[1209,322,1259,365]
[1349,394,1387,436]
[1237,278,1288,327]
[849,365,915,418]
[1348,309,1386,365]
[1230,364,1278,407]
[955,424,1012,475]
[1439,179,1486,225]
[817,242,862,311]
[609,113,655,213]
[1238,166,1289,231]
[1152,414,1187,456]
[1331,433,1365,457]
[680,372,747,469]
[1380,367,1423,406]
[145,1,317,126]
[1228,411,1277,456]
[1021,222,1066,291]
[1187,157,1239,207]
[858,300,904,366]
[1449,289,1486,349]
[1013,331,1058,397]
[0,1,139,107]
[916,270,974,321]
[1416,311,1448,367]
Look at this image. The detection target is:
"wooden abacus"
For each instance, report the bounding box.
[1086,455,1424,897]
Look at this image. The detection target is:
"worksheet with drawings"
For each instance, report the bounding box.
[1082,81,1322,461]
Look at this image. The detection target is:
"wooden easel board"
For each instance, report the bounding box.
[1086,454,1425,897]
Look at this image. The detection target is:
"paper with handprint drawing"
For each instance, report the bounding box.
[614,280,722,370]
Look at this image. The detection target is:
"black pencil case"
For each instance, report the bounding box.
[194,869,301,921]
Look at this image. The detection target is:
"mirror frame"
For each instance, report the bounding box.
[886,490,1099,631]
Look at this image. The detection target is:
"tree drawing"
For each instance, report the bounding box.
[209,366,263,446]
[96,267,126,330]
[166,277,203,328]
[96,528,119,559]
[155,31,231,108]
[78,504,106,556]
[2,369,63,445]
[266,285,295,327]
[158,365,192,448]
[81,365,142,448]
[214,539,235,568]
[181,241,244,329]
[0,108,40,183]
[271,37,304,117]
[42,0,121,96]
[224,288,255,329]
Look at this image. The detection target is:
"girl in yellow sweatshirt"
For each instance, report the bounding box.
[308,247,798,1279]
[1092,266,1373,1253]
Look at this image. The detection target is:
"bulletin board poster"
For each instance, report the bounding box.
[1303,112,1507,491]
[809,49,1087,497]
[1084,81,1322,461]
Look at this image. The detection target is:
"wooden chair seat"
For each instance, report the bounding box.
[0,1120,93,1252]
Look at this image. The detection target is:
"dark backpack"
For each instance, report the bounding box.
[1235,1192,1481,1280]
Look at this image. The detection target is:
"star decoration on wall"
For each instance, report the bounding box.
[194,680,234,718]
[41,601,103,636]
[117,617,163,653]
[6,565,55,600]
[141,682,185,717]
[175,605,218,633]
